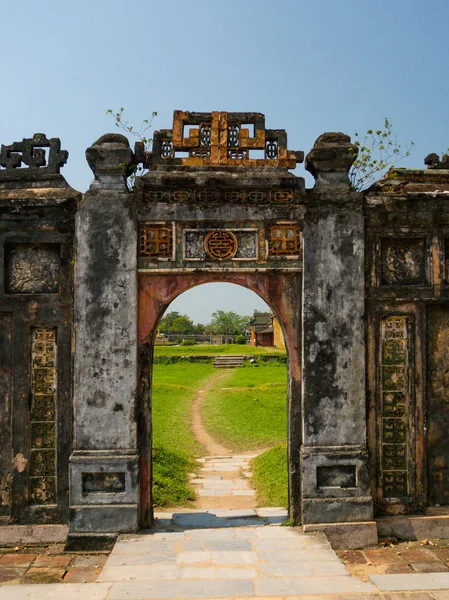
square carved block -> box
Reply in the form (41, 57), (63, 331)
(139, 224), (174, 259)
(380, 238), (426, 285)
(268, 223), (301, 257)
(5, 244), (60, 294)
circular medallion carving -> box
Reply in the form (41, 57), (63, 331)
(204, 231), (238, 260)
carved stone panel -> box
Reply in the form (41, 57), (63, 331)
(0, 313), (12, 514)
(184, 229), (258, 261)
(380, 238), (426, 285)
(30, 328), (57, 505)
(6, 244), (60, 294)
(380, 316), (410, 500)
(82, 472), (126, 493)
(204, 231), (238, 260)
(444, 238), (449, 284)
(427, 306), (449, 505)
(139, 224), (174, 259)
(317, 466), (356, 489)
(268, 223), (301, 257)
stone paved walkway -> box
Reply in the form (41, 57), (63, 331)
(4, 514), (449, 599)
(191, 454), (260, 509)
(92, 517), (377, 598)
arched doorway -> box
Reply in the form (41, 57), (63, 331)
(137, 272), (302, 527)
(69, 113), (374, 547)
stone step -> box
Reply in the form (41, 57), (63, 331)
(213, 355), (245, 368)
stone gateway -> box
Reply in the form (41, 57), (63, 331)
(1, 113), (448, 548)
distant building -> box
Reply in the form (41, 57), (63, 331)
(249, 311), (285, 348)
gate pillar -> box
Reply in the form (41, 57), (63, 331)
(69, 134), (139, 541)
(301, 134), (375, 539)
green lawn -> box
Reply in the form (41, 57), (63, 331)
(154, 343), (284, 356)
(152, 362), (289, 509)
(251, 443), (288, 507)
(201, 364), (287, 451)
(152, 363), (215, 507)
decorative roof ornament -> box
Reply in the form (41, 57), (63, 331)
(424, 152), (449, 170)
(0, 134), (68, 180)
(140, 111), (303, 169)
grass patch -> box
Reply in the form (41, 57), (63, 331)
(154, 343), (285, 356)
(152, 363), (215, 507)
(202, 364), (287, 451)
(251, 443), (288, 507)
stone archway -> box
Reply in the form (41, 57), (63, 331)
(137, 271), (302, 527)
(69, 114), (376, 548)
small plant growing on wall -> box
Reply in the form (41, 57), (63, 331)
(106, 107), (157, 191)
(350, 118), (414, 191)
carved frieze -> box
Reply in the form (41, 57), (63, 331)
(381, 238), (426, 285)
(144, 188), (296, 204)
(6, 244), (60, 294)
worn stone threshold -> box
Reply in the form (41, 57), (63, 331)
(0, 524), (68, 545)
(377, 512), (449, 541)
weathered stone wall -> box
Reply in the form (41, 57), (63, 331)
(300, 134), (373, 526)
(365, 165), (449, 516)
(3, 113), (449, 548)
(0, 135), (79, 523)
(70, 134), (139, 536)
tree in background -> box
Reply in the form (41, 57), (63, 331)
(159, 311), (181, 332)
(159, 311), (205, 335)
(171, 315), (195, 334)
(206, 311), (250, 336)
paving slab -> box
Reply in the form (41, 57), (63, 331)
(370, 572), (449, 590)
(179, 566), (258, 579)
(98, 564), (180, 581)
(0, 583), (111, 600)
(213, 509), (258, 519)
(107, 578), (255, 599)
(253, 575), (377, 595)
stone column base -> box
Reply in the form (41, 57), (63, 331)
(303, 520), (378, 549)
(301, 445), (374, 524)
(302, 496), (374, 524)
(377, 513), (449, 541)
(69, 450), (139, 535)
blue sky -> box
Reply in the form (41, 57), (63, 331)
(2, 1), (449, 323)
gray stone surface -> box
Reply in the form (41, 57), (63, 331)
(370, 572), (449, 591)
(107, 579), (255, 599)
(304, 520), (378, 549)
(93, 523), (379, 598)
(69, 134), (139, 535)
(0, 525), (67, 545)
(253, 575), (376, 595)
(69, 505), (138, 533)
(301, 137), (373, 526)
(73, 185), (138, 450)
(377, 514), (449, 541)
(0, 583), (111, 600)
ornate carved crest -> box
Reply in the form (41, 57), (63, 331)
(0, 134), (68, 179)
(149, 111), (303, 168)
